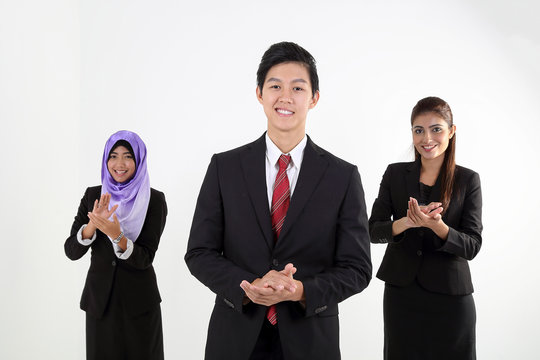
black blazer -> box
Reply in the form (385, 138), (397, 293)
(369, 159), (482, 295)
(185, 134), (372, 360)
(64, 186), (167, 318)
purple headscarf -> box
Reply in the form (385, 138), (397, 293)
(101, 130), (151, 242)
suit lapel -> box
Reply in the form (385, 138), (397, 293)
(241, 134), (274, 250)
(278, 137), (328, 243)
(405, 158), (421, 200)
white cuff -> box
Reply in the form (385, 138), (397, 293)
(112, 238), (134, 260)
(77, 224), (96, 246)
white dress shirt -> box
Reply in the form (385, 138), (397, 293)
(265, 133), (307, 208)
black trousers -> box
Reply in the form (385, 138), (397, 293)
(383, 281), (476, 360)
(249, 320), (284, 360)
(85, 286), (163, 360)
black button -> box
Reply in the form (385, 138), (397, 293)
(112, 260), (117, 266)
(419, 230), (424, 236)
(272, 259), (279, 267)
(417, 250), (422, 256)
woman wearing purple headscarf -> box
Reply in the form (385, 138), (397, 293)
(65, 130), (167, 360)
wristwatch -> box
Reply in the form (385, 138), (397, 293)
(113, 231), (124, 244)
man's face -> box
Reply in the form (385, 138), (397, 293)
(257, 62), (319, 137)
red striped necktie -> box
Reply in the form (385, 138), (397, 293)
(267, 154), (291, 325)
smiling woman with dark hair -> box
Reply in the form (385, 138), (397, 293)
(369, 97), (483, 360)
(65, 130), (167, 360)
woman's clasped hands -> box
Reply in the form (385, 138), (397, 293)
(87, 193), (121, 239)
(406, 197), (443, 228)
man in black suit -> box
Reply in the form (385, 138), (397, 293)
(185, 42), (372, 360)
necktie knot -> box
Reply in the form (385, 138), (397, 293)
(278, 154), (291, 171)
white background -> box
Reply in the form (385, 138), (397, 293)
(1, 0), (539, 359)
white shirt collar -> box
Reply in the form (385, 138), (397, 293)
(265, 133), (307, 169)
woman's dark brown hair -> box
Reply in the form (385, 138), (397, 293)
(411, 96), (455, 212)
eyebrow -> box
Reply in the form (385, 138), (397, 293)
(413, 124), (445, 129)
(266, 77), (308, 84)
(110, 151), (132, 155)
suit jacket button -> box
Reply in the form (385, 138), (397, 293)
(112, 260), (117, 266)
(417, 250), (422, 256)
(419, 230), (424, 236)
(272, 259), (279, 267)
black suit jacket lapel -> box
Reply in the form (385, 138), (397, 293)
(278, 137), (328, 243)
(405, 158), (421, 201)
(241, 134), (274, 250)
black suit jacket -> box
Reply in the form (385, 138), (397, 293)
(64, 186), (167, 318)
(369, 159), (482, 295)
(185, 134), (372, 360)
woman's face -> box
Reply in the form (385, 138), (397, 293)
(107, 145), (136, 183)
(412, 112), (455, 161)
